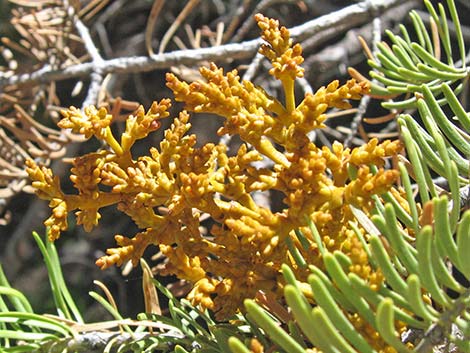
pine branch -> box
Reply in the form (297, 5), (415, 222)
(33, 332), (156, 353)
(415, 286), (470, 353)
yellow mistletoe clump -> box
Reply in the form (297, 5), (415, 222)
(26, 14), (402, 319)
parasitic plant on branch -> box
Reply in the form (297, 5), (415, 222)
(3, 1), (470, 352)
(26, 14), (401, 320)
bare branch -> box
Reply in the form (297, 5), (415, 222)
(0, 0), (419, 90)
(63, 0), (105, 108)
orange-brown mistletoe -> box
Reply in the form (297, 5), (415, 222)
(26, 14), (401, 319)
